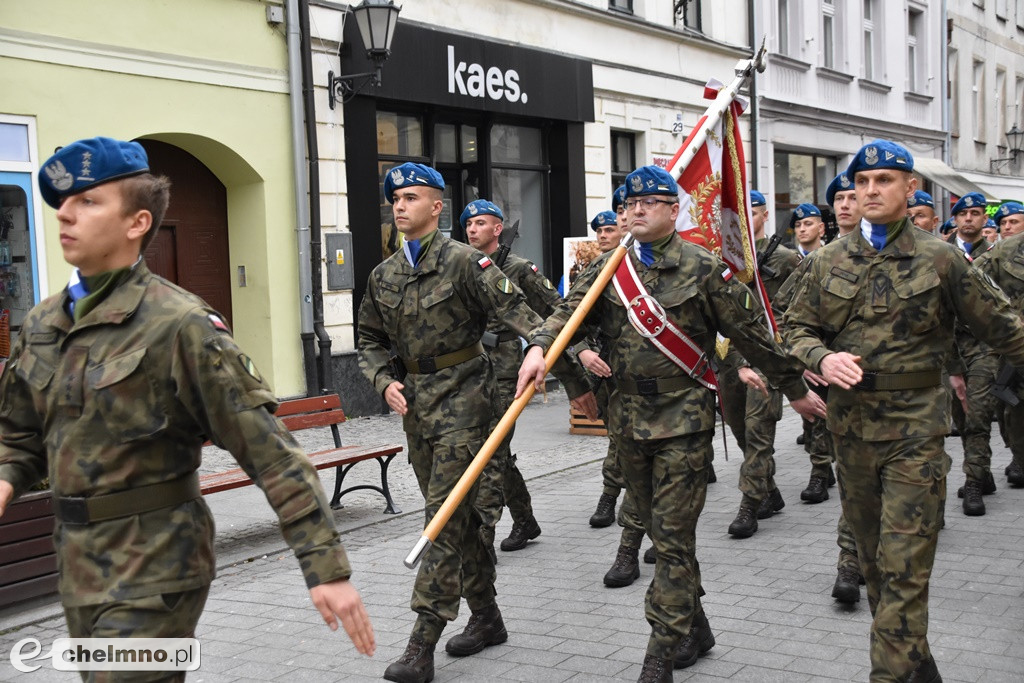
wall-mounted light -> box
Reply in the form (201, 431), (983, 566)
(991, 123), (1024, 173)
(328, 0), (401, 109)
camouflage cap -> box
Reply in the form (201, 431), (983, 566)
(38, 137), (149, 209)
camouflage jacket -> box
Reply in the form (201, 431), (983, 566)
(782, 220), (1024, 441)
(529, 235), (808, 440)
(0, 263), (350, 606)
(484, 250), (562, 383)
(358, 231), (586, 437)
(974, 234), (1024, 310)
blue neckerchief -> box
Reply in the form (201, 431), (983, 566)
(404, 238), (424, 267)
(66, 268), (89, 317)
(860, 218), (890, 251)
(798, 246), (812, 257)
(962, 239), (973, 255)
(634, 241), (655, 267)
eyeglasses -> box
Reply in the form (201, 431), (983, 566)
(623, 197), (677, 211)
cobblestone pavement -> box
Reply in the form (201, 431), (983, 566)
(2, 388), (1023, 682)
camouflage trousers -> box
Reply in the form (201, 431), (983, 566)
(951, 353), (1000, 481)
(614, 430), (711, 659)
(1002, 400), (1024, 471)
(63, 585), (210, 683)
(834, 433), (949, 683)
(737, 373), (781, 508)
(717, 364), (748, 451)
(835, 468), (859, 569)
(596, 437), (646, 548)
(805, 384), (833, 477)
(496, 380), (535, 526)
(600, 437), (625, 497)
(408, 425), (497, 644)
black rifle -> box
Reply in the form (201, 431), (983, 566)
(757, 232), (784, 280)
(991, 362), (1021, 406)
(493, 219), (521, 268)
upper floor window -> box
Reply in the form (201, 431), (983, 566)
(611, 131), (637, 191)
(778, 0), (793, 55)
(973, 59), (986, 141)
(609, 0), (633, 14)
(862, 0), (881, 80)
(907, 6), (924, 92)
(822, 0), (838, 69)
(674, 0), (702, 31)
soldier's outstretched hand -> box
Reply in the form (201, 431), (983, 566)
(309, 578), (376, 656)
(790, 391), (827, 422)
(384, 381), (408, 416)
(0, 480), (12, 518)
(819, 352), (864, 389)
(738, 367), (768, 398)
(516, 345), (548, 397)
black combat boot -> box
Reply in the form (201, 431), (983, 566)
(637, 654), (673, 683)
(604, 545), (640, 587)
(500, 518), (541, 551)
(728, 506), (758, 538)
(384, 636), (435, 683)
(832, 565), (861, 604)
(444, 604), (508, 656)
(1007, 461), (1024, 486)
(904, 655), (942, 683)
(590, 492), (617, 528)
(961, 478), (985, 516)
(707, 462), (717, 484)
(757, 488), (785, 520)
(959, 471), (997, 497)
(673, 611), (715, 669)
(800, 475), (829, 503)
(827, 465), (837, 487)
(643, 546), (657, 564)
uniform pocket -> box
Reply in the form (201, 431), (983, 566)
(87, 347), (167, 441)
(892, 270), (941, 335)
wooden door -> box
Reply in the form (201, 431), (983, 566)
(138, 140), (232, 327)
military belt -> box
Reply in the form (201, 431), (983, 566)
(854, 370), (941, 391)
(55, 474), (201, 526)
(481, 331), (519, 348)
(618, 375), (691, 396)
(403, 341), (485, 374)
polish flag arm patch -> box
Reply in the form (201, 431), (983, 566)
(478, 256), (492, 269)
(721, 268), (733, 282)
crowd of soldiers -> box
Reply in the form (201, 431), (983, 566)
(4, 134), (1024, 683)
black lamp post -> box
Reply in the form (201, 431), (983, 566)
(328, 0), (401, 109)
(991, 123), (1024, 173)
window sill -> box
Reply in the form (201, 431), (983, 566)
(817, 67), (855, 83)
(905, 91), (933, 103)
(858, 78), (892, 94)
(768, 53), (812, 72)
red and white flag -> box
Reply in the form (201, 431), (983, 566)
(665, 79), (778, 335)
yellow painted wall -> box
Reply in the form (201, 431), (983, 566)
(0, 0), (310, 396)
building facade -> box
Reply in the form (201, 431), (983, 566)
(753, 0), (948, 236)
(946, 0), (1024, 203)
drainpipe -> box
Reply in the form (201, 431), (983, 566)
(285, 0), (319, 395)
(748, 0), (760, 188)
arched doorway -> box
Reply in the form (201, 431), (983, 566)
(138, 140), (233, 327)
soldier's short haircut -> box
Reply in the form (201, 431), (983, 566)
(119, 173), (172, 253)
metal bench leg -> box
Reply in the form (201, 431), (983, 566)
(377, 453), (401, 514)
(330, 464), (346, 509)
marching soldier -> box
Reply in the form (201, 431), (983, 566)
(906, 190), (941, 234)
(358, 163), (593, 683)
(724, 190), (801, 538)
(997, 201), (1024, 239)
(0, 137), (375, 667)
(460, 199), (587, 554)
(518, 165), (825, 682)
(791, 203), (825, 257)
(782, 139), (1024, 682)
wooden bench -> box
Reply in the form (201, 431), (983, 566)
(200, 394), (404, 514)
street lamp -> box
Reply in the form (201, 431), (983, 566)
(991, 123), (1024, 173)
(328, 0), (401, 109)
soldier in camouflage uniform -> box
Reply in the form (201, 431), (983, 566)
(519, 165), (824, 683)
(358, 163), (593, 683)
(782, 140), (1024, 683)
(973, 203), (1024, 488)
(724, 190), (800, 539)
(906, 190), (941, 235)
(943, 193), (1000, 515)
(0, 138), (375, 680)
(460, 199), (588, 554)
(577, 206), (652, 588)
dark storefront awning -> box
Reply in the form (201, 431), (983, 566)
(914, 157), (1000, 202)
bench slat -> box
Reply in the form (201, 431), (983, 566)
(275, 394), (342, 417)
(280, 409), (347, 431)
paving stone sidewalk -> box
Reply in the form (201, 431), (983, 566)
(2, 389), (1022, 682)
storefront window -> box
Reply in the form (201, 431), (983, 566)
(491, 125), (543, 165)
(0, 183), (36, 355)
(0, 124), (30, 162)
(377, 112), (423, 157)
(773, 150), (837, 244)
(492, 169), (546, 271)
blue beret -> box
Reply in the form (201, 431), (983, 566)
(38, 137), (149, 209)
(985, 218), (998, 230)
(625, 165), (678, 198)
(846, 139), (914, 178)
(996, 201), (1024, 223)
(591, 210), (617, 229)
(612, 185), (627, 212)
(950, 192), (987, 216)
(791, 203), (822, 222)
(749, 190), (766, 207)
(941, 217), (956, 234)
(383, 162), (444, 204)
(907, 190), (934, 209)
(825, 172), (854, 205)
(459, 199), (503, 228)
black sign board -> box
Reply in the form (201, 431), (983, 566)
(342, 20), (595, 122)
